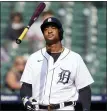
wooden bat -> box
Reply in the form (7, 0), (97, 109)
(16, 2), (46, 44)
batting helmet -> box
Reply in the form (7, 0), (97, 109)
(41, 17), (64, 41)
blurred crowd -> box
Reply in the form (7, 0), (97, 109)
(1, 1), (106, 95)
(1, 2), (56, 94)
(5, 56), (26, 94)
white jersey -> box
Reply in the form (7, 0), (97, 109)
(20, 47), (94, 105)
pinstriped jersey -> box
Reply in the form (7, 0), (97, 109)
(20, 47), (94, 105)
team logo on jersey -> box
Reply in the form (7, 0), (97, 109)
(57, 68), (71, 84)
(48, 18), (52, 22)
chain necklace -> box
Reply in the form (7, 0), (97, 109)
(50, 47), (64, 53)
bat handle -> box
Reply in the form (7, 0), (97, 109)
(16, 27), (29, 44)
(16, 39), (22, 44)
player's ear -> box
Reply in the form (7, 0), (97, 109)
(58, 29), (61, 34)
(58, 29), (60, 35)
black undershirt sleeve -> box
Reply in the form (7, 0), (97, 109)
(79, 85), (91, 111)
(20, 82), (32, 99)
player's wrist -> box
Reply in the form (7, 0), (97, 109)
(22, 96), (30, 106)
(22, 96), (37, 111)
(22, 96), (38, 106)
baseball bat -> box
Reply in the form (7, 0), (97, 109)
(16, 2), (46, 44)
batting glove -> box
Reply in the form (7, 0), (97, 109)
(22, 96), (37, 111)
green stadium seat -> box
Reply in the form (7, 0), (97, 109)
(73, 2), (85, 9)
(12, 40), (32, 55)
(1, 2), (13, 37)
(71, 46), (84, 55)
(93, 72), (106, 80)
(97, 49), (106, 55)
(98, 26), (106, 32)
(70, 2), (86, 58)
(91, 87), (102, 94)
(1, 39), (6, 46)
(22, 2), (38, 25)
(50, 2), (61, 10)
(72, 40), (84, 45)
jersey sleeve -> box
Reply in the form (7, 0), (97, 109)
(20, 56), (33, 84)
(75, 55), (94, 90)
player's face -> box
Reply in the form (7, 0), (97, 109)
(43, 24), (60, 44)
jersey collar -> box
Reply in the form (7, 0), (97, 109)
(41, 47), (70, 61)
(41, 47), (70, 71)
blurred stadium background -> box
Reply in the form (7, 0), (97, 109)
(1, 1), (106, 111)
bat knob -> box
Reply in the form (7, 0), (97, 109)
(16, 39), (22, 44)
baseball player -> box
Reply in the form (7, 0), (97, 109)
(20, 17), (94, 111)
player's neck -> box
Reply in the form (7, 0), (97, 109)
(46, 42), (63, 53)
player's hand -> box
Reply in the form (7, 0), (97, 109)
(22, 96), (37, 111)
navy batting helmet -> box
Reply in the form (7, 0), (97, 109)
(41, 17), (64, 41)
